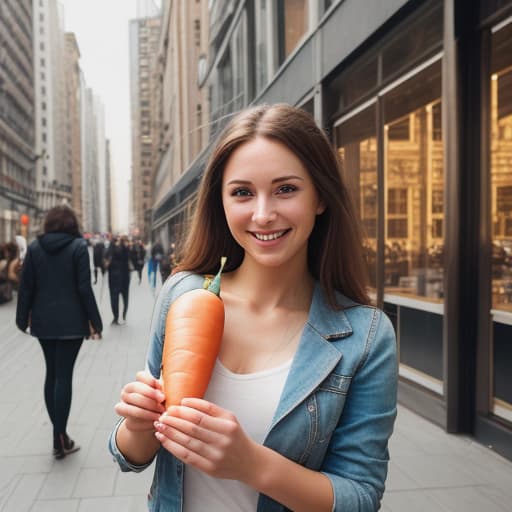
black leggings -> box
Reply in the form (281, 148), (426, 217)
(38, 338), (83, 438)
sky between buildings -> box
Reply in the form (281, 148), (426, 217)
(61, 0), (144, 233)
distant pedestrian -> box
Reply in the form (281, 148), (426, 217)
(148, 240), (164, 291)
(92, 237), (106, 284)
(130, 239), (146, 284)
(16, 205), (102, 460)
(105, 235), (131, 324)
(0, 241), (20, 303)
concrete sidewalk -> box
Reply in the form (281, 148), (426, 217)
(0, 272), (511, 511)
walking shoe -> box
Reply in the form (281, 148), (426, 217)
(54, 433), (80, 460)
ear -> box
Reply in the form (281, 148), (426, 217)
(316, 200), (326, 215)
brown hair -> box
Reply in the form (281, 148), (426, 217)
(176, 103), (369, 308)
(43, 205), (80, 236)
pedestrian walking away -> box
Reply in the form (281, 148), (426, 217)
(131, 238), (146, 284)
(110, 104), (398, 511)
(16, 205), (103, 460)
(93, 235), (106, 284)
(105, 235), (131, 324)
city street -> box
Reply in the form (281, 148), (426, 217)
(0, 270), (511, 511)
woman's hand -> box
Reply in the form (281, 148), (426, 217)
(115, 371), (166, 433)
(154, 398), (259, 482)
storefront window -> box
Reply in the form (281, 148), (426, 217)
(491, 22), (512, 312)
(383, 61), (444, 301)
(336, 105), (378, 290)
(490, 21), (512, 424)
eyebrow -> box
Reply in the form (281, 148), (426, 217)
(226, 175), (305, 186)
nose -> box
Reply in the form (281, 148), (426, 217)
(252, 197), (277, 225)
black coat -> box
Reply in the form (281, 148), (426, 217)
(16, 233), (103, 339)
(105, 242), (130, 290)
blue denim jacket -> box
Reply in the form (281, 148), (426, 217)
(109, 272), (398, 511)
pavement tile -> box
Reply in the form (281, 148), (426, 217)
(30, 499), (80, 512)
(1, 473), (46, 512)
(72, 467), (117, 498)
(77, 495), (147, 512)
(429, 486), (510, 512)
(114, 465), (155, 496)
(382, 489), (449, 512)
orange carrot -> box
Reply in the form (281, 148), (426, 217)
(162, 257), (227, 408)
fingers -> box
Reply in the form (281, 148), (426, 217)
(180, 398), (236, 421)
(154, 430), (216, 473)
(164, 403), (236, 435)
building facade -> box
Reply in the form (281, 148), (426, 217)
(151, 0), (210, 249)
(64, 32), (82, 225)
(151, 0), (512, 461)
(129, 10), (161, 240)
(33, 0), (72, 225)
(0, 0), (36, 241)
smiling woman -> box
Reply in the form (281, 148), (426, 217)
(109, 103), (398, 512)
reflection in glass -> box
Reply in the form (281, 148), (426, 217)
(278, 0), (309, 62)
(336, 105), (377, 290)
(490, 20), (512, 426)
(383, 63), (444, 301)
(491, 67), (512, 311)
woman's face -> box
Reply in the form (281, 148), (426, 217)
(221, 137), (325, 270)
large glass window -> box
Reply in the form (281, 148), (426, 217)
(336, 105), (378, 290)
(231, 12), (247, 111)
(490, 20), (512, 424)
(491, 22), (512, 312)
(383, 61), (444, 301)
(277, 0), (309, 63)
(255, 0), (270, 93)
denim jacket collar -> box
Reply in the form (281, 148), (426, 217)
(269, 282), (355, 432)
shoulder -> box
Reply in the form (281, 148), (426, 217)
(159, 271), (205, 304)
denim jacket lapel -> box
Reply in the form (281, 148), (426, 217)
(268, 282), (354, 432)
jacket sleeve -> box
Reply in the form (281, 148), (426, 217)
(145, 272), (203, 378)
(75, 241), (103, 333)
(16, 248), (35, 332)
(321, 310), (398, 512)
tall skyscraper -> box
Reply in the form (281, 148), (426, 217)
(0, 0), (36, 241)
(129, 11), (161, 239)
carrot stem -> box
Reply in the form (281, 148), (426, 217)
(207, 256), (227, 296)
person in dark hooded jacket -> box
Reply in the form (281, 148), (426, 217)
(16, 205), (102, 460)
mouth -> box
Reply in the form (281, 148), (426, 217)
(252, 229), (290, 241)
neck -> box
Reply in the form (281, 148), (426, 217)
(222, 257), (315, 312)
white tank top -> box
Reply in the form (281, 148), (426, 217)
(183, 357), (292, 512)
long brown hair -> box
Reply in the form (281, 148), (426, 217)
(176, 103), (369, 308)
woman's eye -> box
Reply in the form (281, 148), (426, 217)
(232, 188), (252, 197)
(277, 185), (297, 194)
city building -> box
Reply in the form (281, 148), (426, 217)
(0, 0), (36, 241)
(33, 0), (72, 225)
(64, 32), (82, 225)
(151, 0), (512, 461)
(129, 4), (161, 240)
(150, 0), (210, 248)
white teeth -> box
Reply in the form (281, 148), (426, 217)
(254, 230), (286, 241)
